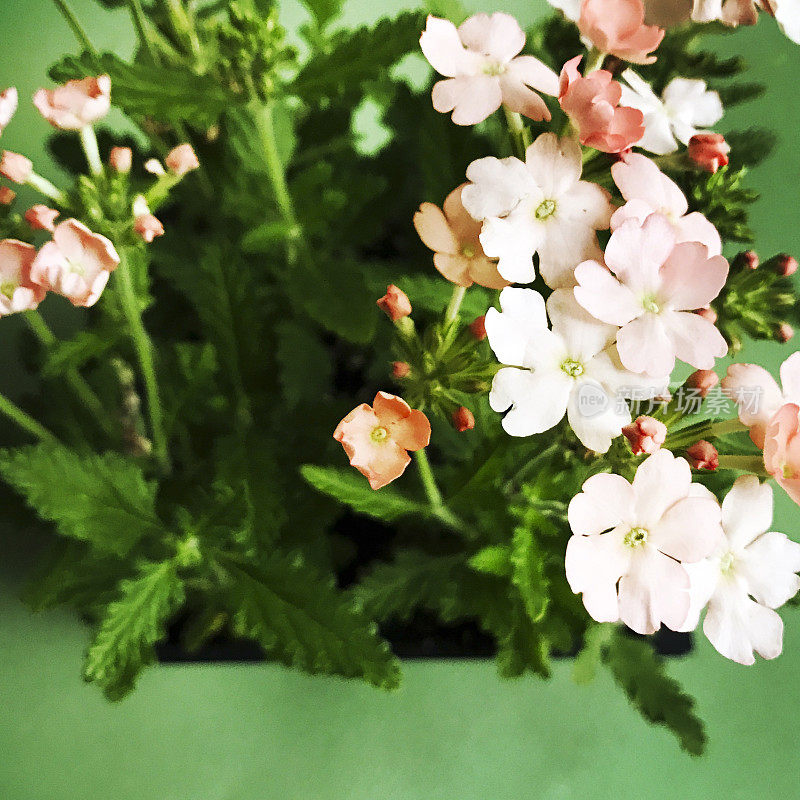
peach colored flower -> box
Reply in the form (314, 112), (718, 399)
(0, 239), (46, 316)
(30, 219), (120, 308)
(622, 415), (667, 455)
(333, 392), (431, 490)
(25, 205), (59, 232)
(109, 146), (133, 174)
(419, 13), (559, 125)
(687, 440), (719, 470)
(33, 75), (111, 130)
(688, 132), (730, 173)
(0, 87), (18, 133)
(413, 184), (508, 290)
(763, 404), (800, 506)
(0, 187), (15, 205)
(377, 284), (412, 322)
(452, 406), (475, 432)
(558, 56), (645, 154)
(578, 0), (665, 64)
(687, 368), (719, 398)
(165, 144), (199, 176)
(722, 353), (800, 448)
(0, 151), (32, 184)
(134, 213), (164, 243)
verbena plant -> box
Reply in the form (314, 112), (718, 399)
(0, 0), (798, 755)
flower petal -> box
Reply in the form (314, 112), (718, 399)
(780, 351), (800, 404)
(462, 155), (535, 220)
(650, 496), (724, 563)
(568, 473), (636, 535)
(432, 76), (503, 126)
(662, 310), (728, 370)
(658, 244), (728, 311)
(413, 202), (459, 254)
(573, 260), (641, 326)
(721, 474), (774, 551)
(567, 379), (631, 453)
(632, 449), (692, 528)
(490, 367), (571, 437)
(457, 12), (525, 62)
(721, 363), (784, 447)
(485, 287), (548, 367)
(499, 75), (551, 121)
(740, 530), (800, 609)
(420, 16), (478, 77)
(616, 313), (676, 376)
(507, 55), (559, 96)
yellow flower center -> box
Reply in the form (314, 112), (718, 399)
(535, 199), (557, 220)
(642, 294), (661, 314)
(0, 280), (17, 299)
(782, 462), (795, 480)
(719, 551), (736, 575)
(65, 258), (85, 276)
(370, 426), (389, 443)
(482, 62), (506, 77)
(461, 243), (476, 259)
(561, 358), (584, 378)
(624, 526), (649, 547)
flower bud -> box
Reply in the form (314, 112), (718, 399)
(452, 406), (475, 432)
(733, 250), (759, 271)
(469, 315), (487, 341)
(778, 323), (794, 343)
(391, 361), (411, 379)
(25, 205), (59, 232)
(0, 186), (15, 205)
(109, 146), (133, 174)
(377, 284), (412, 322)
(134, 213), (165, 243)
(622, 415), (667, 456)
(686, 440), (719, 471)
(144, 159), (165, 176)
(775, 254), (798, 277)
(695, 306), (717, 324)
(686, 368), (719, 398)
(165, 144), (200, 176)
(0, 151), (32, 184)
(688, 133), (730, 174)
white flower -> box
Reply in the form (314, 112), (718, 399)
(619, 70), (723, 155)
(485, 287), (667, 452)
(566, 450), (725, 634)
(773, 0), (800, 44)
(546, 0), (583, 22)
(678, 476), (800, 664)
(461, 133), (614, 288)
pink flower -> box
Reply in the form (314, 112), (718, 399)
(30, 219), (120, 308)
(686, 440), (719, 470)
(0, 87), (18, 132)
(677, 476), (800, 664)
(622, 415), (667, 455)
(333, 392), (431, 490)
(0, 187), (15, 205)
(469, 315), (487, 340)
(611, 153), (721, 256)
(377, 284), (412, 322)
(33, 75), (111, 130)
(0, 151), (32, 184)
(774, 254), (798, 277)
(419, 13), (559, 125)
(574, 214), (729, 376)
(452, 406), (475, 432)
(578, 0), (665, 64)
(134, 213), (164, 243)
(414, 184), (509, 289)
(25, 205), (59, 232)
(566, 449), (724, 633)
(165, 144), (199, 176)
(686, 368), (719, 398)
(558, 56), (645, 154)
(763, 403), (800, 506)
(722, 352), (800, 448)
(109, 146), (133, 174)
(778, 323), (794, 343)
(0, 239), (46, 316)
(688, 132), (730, 173)
(391, 361), (411, 379)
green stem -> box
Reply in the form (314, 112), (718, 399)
(127, 0), (161, 64)
(707, 417), (748, 438)
(503, 107), (531, 160)
(717, 454), (768, 476)
(79, 125), (103, 177)
(115, 249), (169, 471)
(444, 285), (467, 324)
(26, 172), (67, 206)
(25, 311), (117, 441)
(0, 392), (55, 443)
(584, 47), (606, 74)
(414, 448), (443, 508)
(51, 0), (95, 52)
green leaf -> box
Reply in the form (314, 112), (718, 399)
(293, 12), (426, 102)
(42, 328), (122, 378)
(301, 465), (431, 522)
(510, 526), (549, 624)
(84, 560), (185, 699)
(49, 52), (232, 126)
(217, 551), (400, 689)
(572, 623), (615, 686)
(604, 631), (707, 756)
(468, 545), (512, 577)
(275, 321), (332, 409)
(0, 443), (163, 556)
(299, 0), (342, 27)
(227, 103), (296, 174)
(495, 604), (550, 680)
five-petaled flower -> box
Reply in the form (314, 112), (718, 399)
(578, 0), (665, 64)
(0, 239), (46, 316)
(34, 75), (111, 130)
(334, 392), (431, 490)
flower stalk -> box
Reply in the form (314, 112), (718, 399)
(51, 0), (95, 53)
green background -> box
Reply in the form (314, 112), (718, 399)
(1, 1), (799, 798)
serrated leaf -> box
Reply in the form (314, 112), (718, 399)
(300, 0), (342, 27)
(572, 623), (614, 686)
(42, 328), (122, 378)
(84, 560), (185, 699)
(301, 465), (431, 522)
(510, 526), (549, 624)
(275, 320), (332, 409)
(49, 52), (232, 126)
(0, 443), (163, 556)
(604, 631), (707, 756)
(217, 551), (400, 689)
(468, 545), (512, 577)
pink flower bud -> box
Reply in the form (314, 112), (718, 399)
(134, 213), (165, 243)
(33, 75), (111, 130)
(377, 284), (412, 322)
(0, 186), (16, 205)
(695, 306), (718, 324)
(0, 87), (18, 132)
(165, 144), (199, 176)
(0, 151), (32, 184)
(469, 315), (487, 341)
(452, 406), (475, 432)
(686, 440), (719, 471)
(622, 415), (667, 455)
(391, 361), (411, 379)
(778, 323), (794, 343)
(688, 133), (730, 174)
(775, 254), (798, 277)
(686, 368), (719, 398)
(24, 205), (59, 232)
(734, 250), (759, 270)
(109, 146), (133, 174)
